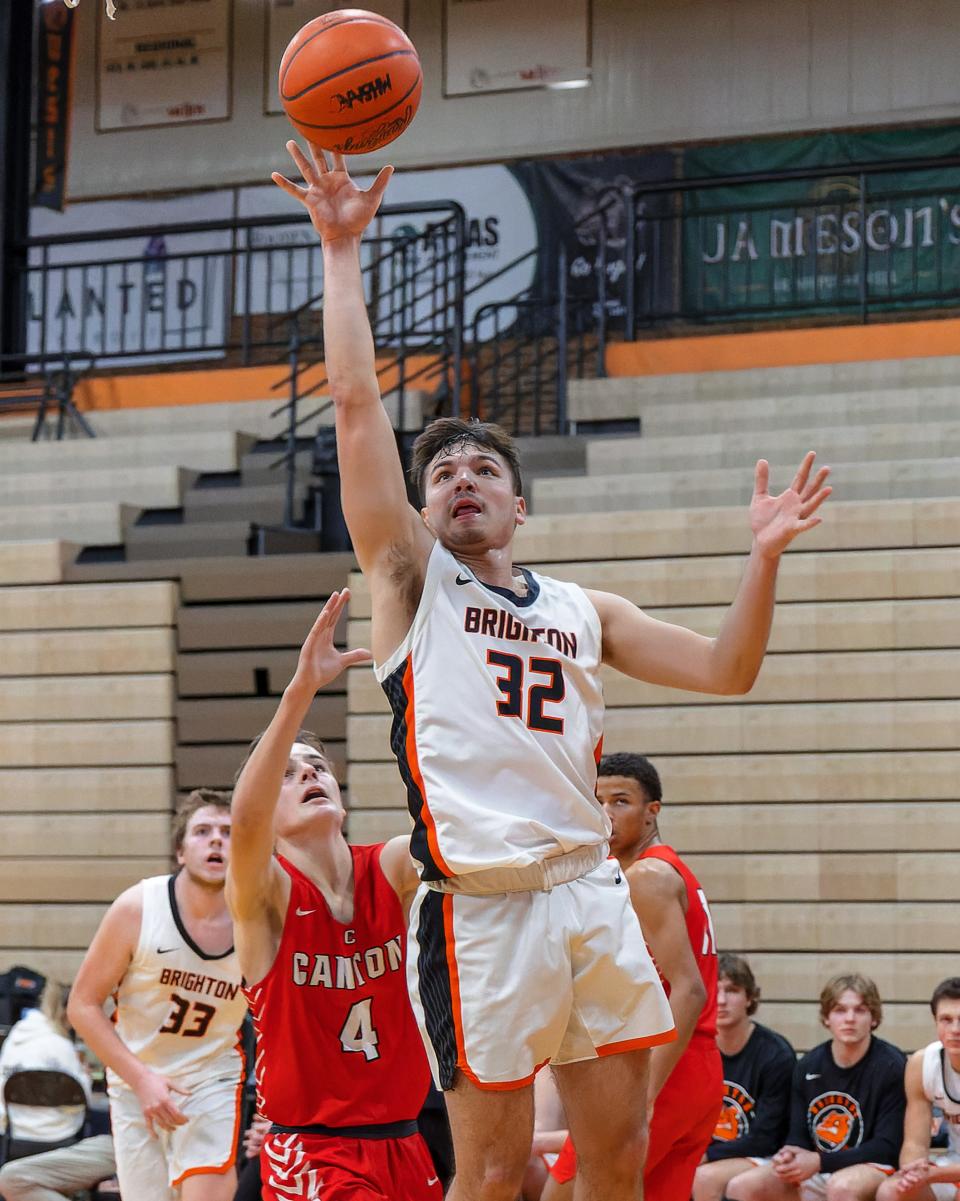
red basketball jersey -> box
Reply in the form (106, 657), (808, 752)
(637, 844), (718, 1037)
(243, 844), (430, 1127)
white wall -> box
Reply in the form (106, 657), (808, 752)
(65, 0), (960, 200)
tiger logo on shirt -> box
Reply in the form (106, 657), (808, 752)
(714, 1082), (755, 1141)
(808, 1092), (863, 1152)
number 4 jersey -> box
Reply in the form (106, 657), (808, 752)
(243, 845), (430, 1127)
(109, 874), (245, 1094)
(376, 541), (608, 880)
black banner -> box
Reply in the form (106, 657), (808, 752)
(509, 150), (677, 324)
(34, 3), (76, 211)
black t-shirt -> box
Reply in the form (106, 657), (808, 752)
(706, 1022), (797, 1161)
(786, 1036), (906, 1172)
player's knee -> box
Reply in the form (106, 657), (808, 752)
(577, 1130), (646, 1188)
(726, 1166), (768, 1201)
(825, 1173), (873, 1201)
(0, 1161), (32, 1199)
(874, 1179), (899, 1201)
(693, 1162), (725, 1201)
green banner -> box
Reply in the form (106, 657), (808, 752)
(681, 125), (960, 319)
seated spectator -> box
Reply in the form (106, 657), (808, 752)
(694, 953), (796, 1201)
(0, 1133), (115, 1199)
(728, 973), (906, 1201)
(0, 978), (91, 1148)
(876, 977), (960, 1201)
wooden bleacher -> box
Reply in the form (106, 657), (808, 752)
(0, 549), (175, 979)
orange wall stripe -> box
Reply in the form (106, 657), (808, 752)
(606, 317), (960, 377)
(71, 355), (441, 413)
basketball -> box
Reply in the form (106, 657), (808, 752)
(278, 9), (422, 155)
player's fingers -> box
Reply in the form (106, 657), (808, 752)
(271, 172), (307, 200)
(790, 449), (816, 494)
(368, 165), (394, 207)
(331, 151), (347, 173)
(798, 485), (832, 518)
(286, 139), (318, 184)
(342, 647), (374, 668)
(801, 465), (831, 500)
(308, 142), (330, 175)
(753, 458), (770, 497)
(794, 515), (822, 535)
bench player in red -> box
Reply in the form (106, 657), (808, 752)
(544, 753), (724, 1201)
(226, 589), (441, 1201)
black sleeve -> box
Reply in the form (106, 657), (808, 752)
(707, 1049), (796, 1161)
(822, 1059), (906, 1172)
(786, 1059), (814, 1150)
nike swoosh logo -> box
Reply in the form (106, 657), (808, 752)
(157, 947), (178, 954)
(805, 1073), (821, 1080)
(455, 574), (471, 585)
(427, 1178), (439, 1188)
(296, 907), (317, 917)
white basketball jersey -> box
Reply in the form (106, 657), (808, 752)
(375, 541), (608, 878)
(922, 1041), (960, 1156)
(108, 875), (245, 1094)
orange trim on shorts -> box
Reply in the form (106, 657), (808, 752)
(595, 1026), (678, 1057)
(403, 657), (453, 877)
(594, 735), (604, 766)
(441, 893), (549, 1090)
(170, 1047), (245, 1189)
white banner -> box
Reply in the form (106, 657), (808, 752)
(443, 0), (590, 96)
(237, 164), (538, 333)
(264, 1), (409, 115)
(97, 0), (232, 130)
(28, 193), (233, 366)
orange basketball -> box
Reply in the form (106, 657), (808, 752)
(278, 9), (422, 155)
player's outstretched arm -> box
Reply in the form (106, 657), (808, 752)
(588, 452), (831, 694)
(68, 887), (188, 1136)
(273, 143), (431, 587)
(228, 590), (372, 936)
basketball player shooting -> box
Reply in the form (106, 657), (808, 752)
(272, 142), (833, 1201)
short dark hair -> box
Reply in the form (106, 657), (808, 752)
(719, 953), (761, 1016)
(931, 978), (960, 1016)
(409, 417), (523, 505)
(233, 730), (329, 786)
(598, 753), (662, 803)
(173, 788), (231, 852)
(819, 973), (882, 1028)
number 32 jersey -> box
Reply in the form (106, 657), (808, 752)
(243, 845), (430, 1127)
(376, 541), (608, 880)
(110, 874), (245, 1094)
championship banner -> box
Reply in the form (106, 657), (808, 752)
(96, 0), (232, 130)
(681, 124), (960, 319)
(35, 2), (76, 211)
(443, 0), (590, 96)
(264, 1), (408, 115)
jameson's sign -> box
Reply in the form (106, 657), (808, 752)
(681, 123), (960, 318)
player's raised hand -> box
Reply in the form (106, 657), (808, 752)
(294, 588), (373, 694)
(272, 140), (393, 243)
(133, 1068), (189, 1137)
(750, 451), (831, 559)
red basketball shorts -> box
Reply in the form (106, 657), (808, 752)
(550, 1033), (724, 1200)
(261, 1130), (443, 1201)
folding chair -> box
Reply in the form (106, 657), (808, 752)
(1, 1069), (87, 1164)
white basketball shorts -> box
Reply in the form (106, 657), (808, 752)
(109, 1071), (243, 1200)
(407, 855), (676, 1089)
